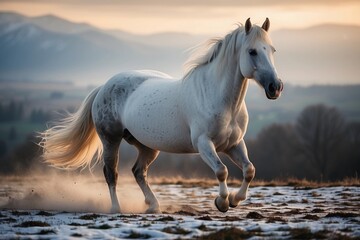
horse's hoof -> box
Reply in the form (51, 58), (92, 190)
(145, 207), (162, 214)
(229, 202), (238, 208)
(110, 206), (121, 214)
(214, 196), (229, 213)
(228, 192), (238, 208)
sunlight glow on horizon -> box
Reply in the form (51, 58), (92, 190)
(0, 1), (360, 35)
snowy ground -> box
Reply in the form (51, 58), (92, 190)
(0, 176), (359, 239)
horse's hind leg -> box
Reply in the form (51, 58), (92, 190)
(97, 127), (123, 213)
(132, 148), (160, 213)
(102, 141), (122, 213)
(124, 131), (160, 213)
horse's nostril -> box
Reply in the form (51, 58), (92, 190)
(268, 83), (275, 94)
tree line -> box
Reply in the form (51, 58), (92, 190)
(247, 104), (360, 181)
(0, 101), (52, 123)
(0, 100), (54, 158)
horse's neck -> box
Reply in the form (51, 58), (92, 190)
(218, 61), (248, 111)
(186, 56), (248, 113)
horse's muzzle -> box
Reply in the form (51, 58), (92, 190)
(265, 79), (283, 100)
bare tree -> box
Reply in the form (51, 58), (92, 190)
(295, 104), (345, 179)
(249, 123), (299, 180)
(346, 122), (360, 144)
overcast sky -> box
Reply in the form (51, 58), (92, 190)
(0, 0), (359, 34)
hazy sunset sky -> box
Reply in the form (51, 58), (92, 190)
(0, 0), (359, 34)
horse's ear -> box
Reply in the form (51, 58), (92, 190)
(245, 18), (252, 35)
(262, 17), (270, 32)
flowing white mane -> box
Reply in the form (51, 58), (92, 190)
(183, 25), (267, 78)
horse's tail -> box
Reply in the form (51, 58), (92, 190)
(39, 86), (103, 170)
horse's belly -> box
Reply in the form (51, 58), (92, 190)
(124, 108), (193, 152)
(122, 81), (194, 153)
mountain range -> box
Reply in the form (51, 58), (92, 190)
(0, 11), (360, 85)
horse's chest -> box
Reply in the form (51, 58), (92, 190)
(203, 108), (248, 151)
(210, 120), (243, 151)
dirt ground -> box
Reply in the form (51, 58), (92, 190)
(0, 175), (359, 239)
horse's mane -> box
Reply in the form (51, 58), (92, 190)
(183, 24), (267, 79)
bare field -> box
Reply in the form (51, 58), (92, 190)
(0, 175), (359, 239)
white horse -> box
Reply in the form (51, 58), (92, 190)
(40, 18), (283, 214)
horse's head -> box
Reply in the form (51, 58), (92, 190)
(239, 18), (283, 100)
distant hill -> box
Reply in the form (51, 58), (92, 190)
(0, 12), (359, 86)
(0, 12), (188, 83)
(30, 14), (94, 34)
(0, 11), (94, 34)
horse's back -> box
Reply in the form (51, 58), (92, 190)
(92, 70), (170, 129)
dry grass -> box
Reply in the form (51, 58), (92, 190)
(149, 176), (360, 188)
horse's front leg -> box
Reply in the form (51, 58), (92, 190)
(196, 135), (230, 212)
(225, 140), (255, 208)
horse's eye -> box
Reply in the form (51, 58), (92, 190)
(249, 49), (257, 56)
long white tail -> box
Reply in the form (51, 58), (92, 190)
(40, 86), (103, 170)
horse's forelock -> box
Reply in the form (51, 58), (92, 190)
(244, 25), (270, 48)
